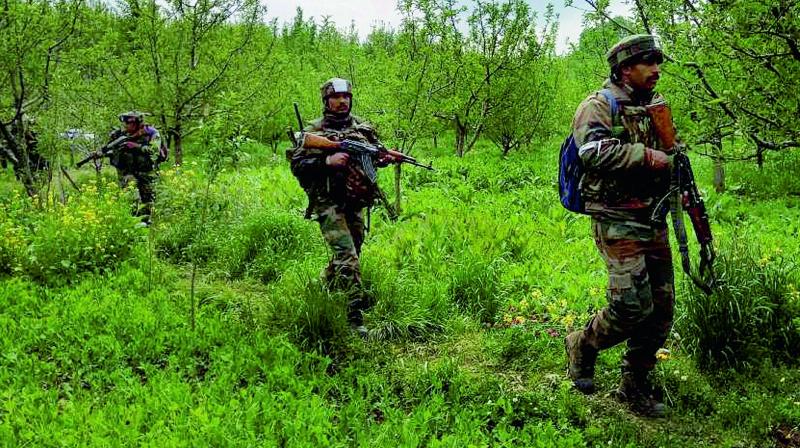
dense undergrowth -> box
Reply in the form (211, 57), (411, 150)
(1, 139), (799, 446)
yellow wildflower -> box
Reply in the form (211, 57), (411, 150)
(562, 313), (576, 329)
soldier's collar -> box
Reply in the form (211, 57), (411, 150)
(604, 79), (633, 102)
(322, 112), (354, 130)
(604, 79), (655, 105)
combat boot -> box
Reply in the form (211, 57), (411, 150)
(346, 307), (368, 339)
(615, 369), (666, 418)
(565, 330), (597, 394)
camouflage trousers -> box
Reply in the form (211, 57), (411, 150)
(315, 204), (369, 318)
(118, 170), (156, 221)
(580, 218), (675, 372)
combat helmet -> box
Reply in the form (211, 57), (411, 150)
(320, 78), (353, 103)
(118, 111), (146, 124)
(607, 34), (664, 69)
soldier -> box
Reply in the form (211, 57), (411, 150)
(1, 114), (49, 179)
(107, 111), (163, 225)
(289, 78), (397, 336)
(564, 35), (675, 417)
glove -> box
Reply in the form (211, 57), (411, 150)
(325, 152), (349, 168)
(644, 148), (673, 171)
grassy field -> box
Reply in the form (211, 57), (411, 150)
(1, 138), (799, 447)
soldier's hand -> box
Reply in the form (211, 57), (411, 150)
(123, 141), (141, 150)
(326, 152), (349, 168)
(375, 152), (396, 167)
(645, 148), (673, 171)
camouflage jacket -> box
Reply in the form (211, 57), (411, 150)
(108, 125), (162, 173)
(572, 80), (672, 225)
(289, 114), (384, 216)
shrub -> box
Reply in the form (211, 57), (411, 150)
(213, 208), (316, 282)
(679, 236), (800, 371)
(0, 194), (26, 274)
(25, 183), (145, 283)
(154, 166), (230, 263)
(0, 182), (145, 284)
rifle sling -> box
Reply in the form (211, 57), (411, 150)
(669, 192), (713, 295)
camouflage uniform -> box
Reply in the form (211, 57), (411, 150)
(2, 116), (49, 179)
(566, 35), (674, 415)
(109, 112), (162, 223)
(289, 79), (386, 328)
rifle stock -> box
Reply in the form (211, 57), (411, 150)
(648, 100), (716, 294)
(302, 133), (343, 151)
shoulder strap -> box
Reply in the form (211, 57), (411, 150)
(305, 118), (324, 132)
(599, 89), (619, 118)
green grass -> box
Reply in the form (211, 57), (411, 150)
(0, 138), (798, 446)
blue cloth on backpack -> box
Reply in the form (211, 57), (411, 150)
(558, 89), (618, 214)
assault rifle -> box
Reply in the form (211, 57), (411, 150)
(648, 101), (716, 294)
(301, 133), (434, 183)
(75, 134), (132, 168)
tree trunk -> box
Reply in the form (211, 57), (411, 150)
(173, 123), (183, 166)
(756, 146), (764, 170)
(454, 115), (466, 157)
(711, 134), (725, 193)
(502, 141), (512, 157)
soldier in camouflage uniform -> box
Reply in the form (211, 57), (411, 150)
(107, 111), (163, 225)
(565, 35), (675, 417)
(289, 78), (396, 335)
(1, 114), (49, 180)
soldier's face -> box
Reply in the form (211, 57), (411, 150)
(623, 61), (660, 92)
(326, 93), (351, 114)
(124, 120), (139, 133)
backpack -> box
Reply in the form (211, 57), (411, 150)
(144, 125), (169, 163)
(558, 89), (618, 214)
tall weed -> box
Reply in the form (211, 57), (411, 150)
(449, 252), (506, 324)
(679, 236), (800, 371)
(267, 266), (351, 352)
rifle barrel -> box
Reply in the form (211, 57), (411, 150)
(293, 103), (304, 133)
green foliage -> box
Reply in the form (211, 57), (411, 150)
(2, 1), (800, 446)
(0, 181), (143, 284)
(679, 236), (800, 371)
(1, 139), (800, 446)
(154, 162), (315, 281)
(267, 268), (352, 353)
(720, 150), (800, 199)
(215, 209), (311, 282)
(449, 251), (505, 324)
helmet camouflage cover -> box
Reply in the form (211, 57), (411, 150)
(320, 78), (353, 101)
(607, 34), (663, 68)
(119, 111), (145, 123)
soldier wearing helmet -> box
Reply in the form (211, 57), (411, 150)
(106, 111), (165, 225)
(565, 35), (676, 417)
(288, 78), (396, 337)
